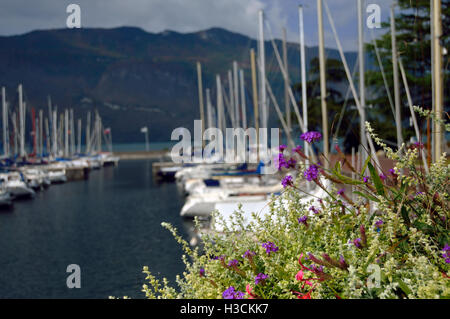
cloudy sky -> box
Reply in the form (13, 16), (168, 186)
(0, 0), (395, 50)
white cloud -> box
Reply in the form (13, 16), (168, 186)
(0, 0), (267, 38)
(0, 0), (395, 51)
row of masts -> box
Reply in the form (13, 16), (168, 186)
(195, 6), (311, 161)
(195, 0), (444, 170)
(0, 84), (110, 160)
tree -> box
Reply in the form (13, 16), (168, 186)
(365, 0), (449, 147)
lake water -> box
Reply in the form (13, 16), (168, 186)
(0, 159), (191, 298)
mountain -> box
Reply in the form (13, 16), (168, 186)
(0, 26), (357, 143)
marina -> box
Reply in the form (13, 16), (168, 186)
(0, 0), (447, 301)
(0, 159), (189, 298)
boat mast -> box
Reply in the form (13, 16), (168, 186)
(432, 0), (443, 161)
(429, 0), (435, 163)
(233, 61), (240, 127)
(45, 117), (50, 155)
(205, 88), (213, 130)
(317, 0), (329, 167)
(12, 111), (17, 156)
(227, 70), (235, 127)
(258, 9), (267, 129)
(2, 87), (9, 157)
(52, 109), (57, 157)
(282, 27), (290, 133)
(64, 109), (69, 157)
(239, 69), (247, 129)
(96, 112), (102, 153)
(70, 109), (75, 156)
(39, 109), (43, 157)
(390, 5), (403, 150)
(31, 107), (36, 156)
(18, 84), (27, 159)
(216, 75), (224, 134)
(398, 58), (429, 171)
(196, 62), (205, 147)
(298, 5), (308, 157)
(299, 5), (311, 189)
(357, 0), (368, 161)
(250, 49), (259, 161)
(86, 111), (91, 154)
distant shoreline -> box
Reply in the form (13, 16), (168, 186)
(113, 150), (167, 160)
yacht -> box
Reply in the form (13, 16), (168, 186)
(0, 172), (35, 199)
(48, 169), (67, 184)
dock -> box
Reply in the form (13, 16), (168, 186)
(114, 150), (167, 160)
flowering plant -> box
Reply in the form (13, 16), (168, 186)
(142, 117), (449, 299)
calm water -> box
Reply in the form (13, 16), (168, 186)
(0, 159), (191, 299)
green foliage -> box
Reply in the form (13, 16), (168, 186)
(142, 116), (449, 299)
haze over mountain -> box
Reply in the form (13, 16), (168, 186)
(0, 26), (358, 144)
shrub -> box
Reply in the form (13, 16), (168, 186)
(142, 120), (449, 299)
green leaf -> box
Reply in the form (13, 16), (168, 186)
(368, 162), (385, 196)
(396, 279), (412, 296)
(353, 191), (380, 202)
(360, 155), (371, 177)
(333, 173), (365, 185)
(334, 160), (342, 174)
(400, 206), (410, 226)
(413, 221), (434, 235)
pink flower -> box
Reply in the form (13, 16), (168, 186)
(295, 270), (304, 281)
(246, 284), (258, 299)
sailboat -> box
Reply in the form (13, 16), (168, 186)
(0, 172), (35, 199)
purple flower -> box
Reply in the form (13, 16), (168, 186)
(222, 286), (245, 299)
(337, 188), (345, 196)
(339, 255), (349, 270)
(379, 173), (387, 181)
(389, 168), (397, 176)
(243, 250), (256, 259)
(298, 215), (308, 226)
(279, 144), (287, 152)
(254, 273), (268, 285)
(281, 175), (294, 188)
(309, 206), (319, 214)
(414, 141), (424, 149)
(227, 259), (240, 267)
(199, 268), (205, 277)
(375, 219), (384, 232)
(442, 244), (450, 264)
(287, 157), (297, 168)
(262, 241), (279, 256)
(300, 131), (322, 144)
(304, 164), (319, 181)
(292, 145), (302, 153)
(353, 238), (363, 249)
(363, 176), (370, 183)
(277, 153), (289, 170)
(311, 264), (324, 273)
